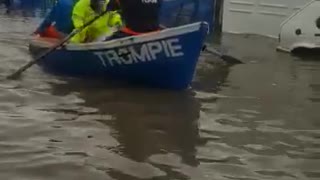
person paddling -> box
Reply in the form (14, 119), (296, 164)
(107, 0), (161, 39)
(34, 0), (78, 39)
(70, 0), (122, 43)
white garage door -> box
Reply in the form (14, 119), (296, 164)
(222, 0), (312, 38)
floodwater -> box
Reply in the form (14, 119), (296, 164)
(0, 1), (319, 180)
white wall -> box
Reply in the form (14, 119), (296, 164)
(222, 0), (312, 38)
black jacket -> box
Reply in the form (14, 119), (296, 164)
(110, 0), (161, 33)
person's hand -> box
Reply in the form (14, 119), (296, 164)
(109, 12), (122, 27)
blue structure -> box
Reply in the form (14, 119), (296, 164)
(35, 0), (75, 35)
(160, 0), (215, 33)
(29, 22), (209, 90)
(3, 0), (215, 33)
(2, 0), (55, 17)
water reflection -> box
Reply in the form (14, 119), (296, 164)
(47, 79), (205, 179)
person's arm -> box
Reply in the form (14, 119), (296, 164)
(106, 0), (122, 27)
(70, 0), (88, 43)
(108, 11), (122, 27)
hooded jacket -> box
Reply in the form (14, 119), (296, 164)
(70, 0), (122, 43)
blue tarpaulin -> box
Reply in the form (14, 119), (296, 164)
(2, 0), (215, 32)
(160, 0), (215, 32)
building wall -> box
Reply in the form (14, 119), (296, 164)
(222, 0), (312, 38)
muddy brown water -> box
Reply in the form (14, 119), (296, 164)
(0, 3), (319, 180)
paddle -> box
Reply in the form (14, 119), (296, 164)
(201, 44), (243, 64)
(6, 10), (109, 80)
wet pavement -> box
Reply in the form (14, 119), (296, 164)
(0, 1), (319, 180)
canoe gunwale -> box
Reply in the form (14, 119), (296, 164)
(66, 22), (208, 51)
(30, 22), (209, 51)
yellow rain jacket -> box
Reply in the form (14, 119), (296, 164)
(70, 0), (122, 43)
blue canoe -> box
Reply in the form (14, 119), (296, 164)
(29, 22), (209, 90)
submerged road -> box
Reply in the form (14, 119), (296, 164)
(0, 2), (319, 180)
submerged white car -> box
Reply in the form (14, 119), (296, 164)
(277, 0), (320, 54)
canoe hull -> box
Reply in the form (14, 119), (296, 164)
(29, 22), (209, 89)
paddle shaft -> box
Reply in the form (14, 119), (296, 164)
(7, 10), (109, 80)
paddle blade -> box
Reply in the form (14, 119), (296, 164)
(202, 44), (243, 65)
(221, 55), (243, 65)
(6, 59), (35, 80)
(6, 73), (20, 80)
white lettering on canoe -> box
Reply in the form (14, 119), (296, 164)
(94, 38), (184, 67)
(118, 48), (132, 64)
(167, 38), (184, 57)
(129, 45), (151, 63)
(147, 41), (162, 60)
